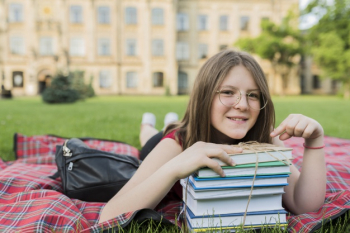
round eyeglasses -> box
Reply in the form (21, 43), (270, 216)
(216, 86), (267, 111)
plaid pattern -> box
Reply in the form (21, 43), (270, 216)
(14, 133), (140, 160)
(0, 134), (349, 232)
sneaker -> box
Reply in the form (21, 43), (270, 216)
(163, 112), (178, 130)
(141, 112), (156, 127)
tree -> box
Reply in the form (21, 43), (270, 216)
(303, 0), (350, 99)
(235, 11), (304, 95)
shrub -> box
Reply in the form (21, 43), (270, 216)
(42, 73), (80, 103)
(42, 71), (95, 104)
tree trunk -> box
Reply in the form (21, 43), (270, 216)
(344, 81), (350, 100)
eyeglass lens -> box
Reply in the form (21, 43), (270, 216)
(218, 86), (267, 110)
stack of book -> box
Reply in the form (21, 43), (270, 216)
(181, 144), (293, 232)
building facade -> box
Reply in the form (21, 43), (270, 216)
(0, 0), (304, 97)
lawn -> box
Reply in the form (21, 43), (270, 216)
(0, 95), (349, 161)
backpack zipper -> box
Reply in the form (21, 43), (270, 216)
(63, 140), (72, 157)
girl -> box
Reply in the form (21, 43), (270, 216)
(99, 50), (326, 223)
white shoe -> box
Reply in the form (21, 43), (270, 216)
(163, 112), (178, 130)
(141, 112), (156, 127)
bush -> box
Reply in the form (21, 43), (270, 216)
(70, 71), (95, 99)
(42, 73), (80, 103)
(42, 71), (95, 104)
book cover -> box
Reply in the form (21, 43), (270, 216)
(186, 207), (287, 228)
(188, 174), (289, 189)
(181, 182), (285, 200)
(212, 145), (293, 166)
(196, 161), (291, 178)
(183, 191), (284, 215)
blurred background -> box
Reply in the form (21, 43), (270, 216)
(0, 0), (348, 99)
(1, 0), (349, 161)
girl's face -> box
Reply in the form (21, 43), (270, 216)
(210, 64), (260, 141)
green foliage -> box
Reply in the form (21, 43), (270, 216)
(235, 10), (304, 91)
(42, 73), (80, 104)
(70, 71), (95, 99)
(303, 0), (350, 98)
(42, 71), (95, 104)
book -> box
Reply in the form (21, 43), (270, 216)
(180, 183), (285, 199)
(195, 161), (291, 178)
(188, 174), (289, 189)
(183, 191), (283, 215)
(212, 144), (293, 166)
(187, 223), (287, 233)
(186, 207), (287, 229)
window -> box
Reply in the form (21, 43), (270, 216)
(176, 42), (189, 60)
(98, 6), (110, 24)
(70, 38), (85, 56)
(125, 7), (137, 24)
(70, 5), (83, 23)
(313, 75), (321, 89)
(152, 8), (164, 25)
(152, 72), (164, 87)
(240, 16), (249, 31)
(9, 3), (23, 22)
(99, 70), (112, 88)
(152, 39), (164, 56)
(198, 15), (208, 31)
(10, 37), (24, 55)
(98, 38), (110, 56)
(198, 44), (208, 59)
(219, 15), (228, 31)
(12, 71), (24, 87)
(126, 39), (136, 56)
(126, 72), (138, 88)
(178, 71), (188, 94)
(177, 13), (189, 31)
(39, 37), (53, 55)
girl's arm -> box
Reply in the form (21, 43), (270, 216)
(99, 139), (242, 223)
(271, 114), (326, 215)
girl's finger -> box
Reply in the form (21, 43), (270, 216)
(205, 148), (235, 166)
(293, 120), (308, 137)
(302, 123), (315, 139)
(284, 116), (301, 137)
(271, 115), (293, 137)
(205, 158), (226, 177)
(279, 132), (292, 141)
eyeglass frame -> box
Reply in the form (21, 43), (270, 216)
(215, 86), (268, 111)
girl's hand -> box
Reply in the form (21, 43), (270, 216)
(270, 114), (324, 143)
(169, 142), (242, 180)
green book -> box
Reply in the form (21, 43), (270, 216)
(196, 161), (291, 178)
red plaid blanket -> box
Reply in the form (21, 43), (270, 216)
(0, 134), (349, 232)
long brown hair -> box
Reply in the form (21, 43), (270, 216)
(165, 50), (275, 149)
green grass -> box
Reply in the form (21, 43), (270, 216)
(1, 95), (350, 161)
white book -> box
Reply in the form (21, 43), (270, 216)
(180, 182), (285, 200)
(212, 146), (293, 166)
(186, 207), (287, 228)
(188, 174), (289, 189)
(183, 191), (283, 215)
(196, 161), (291, 178)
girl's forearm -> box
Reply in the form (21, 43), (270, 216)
(291, 137), (326, 214)
(99, 162), (178, 223)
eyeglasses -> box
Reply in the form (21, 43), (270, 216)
(216, 86), (267, 111)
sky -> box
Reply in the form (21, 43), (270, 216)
(299, 0), (319, 29)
